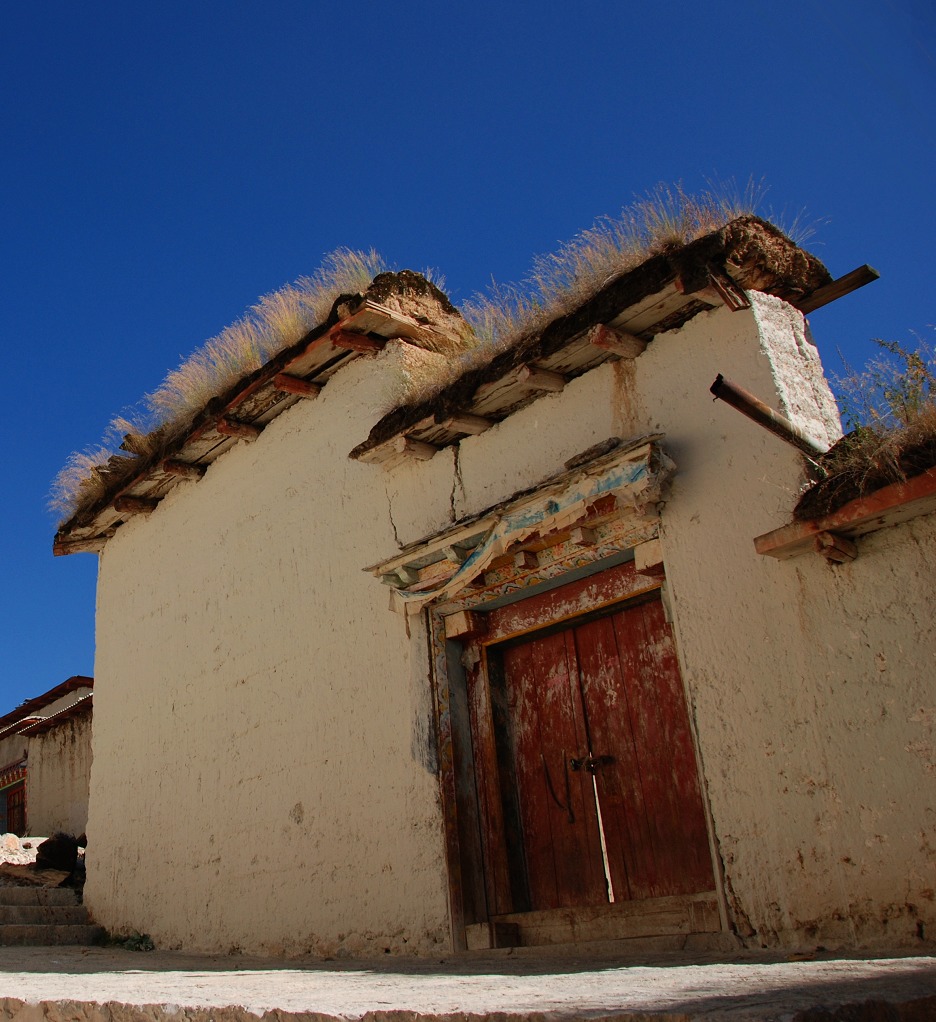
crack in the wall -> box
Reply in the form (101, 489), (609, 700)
(450, 445), (465, 523)
(384, 480), (402, 548)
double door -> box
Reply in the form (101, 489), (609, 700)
(464, 565), (714, 921)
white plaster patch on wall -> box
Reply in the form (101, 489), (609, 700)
(750, 292), (842, 450)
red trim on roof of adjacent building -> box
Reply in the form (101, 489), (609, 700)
(0, 676), (93, 732)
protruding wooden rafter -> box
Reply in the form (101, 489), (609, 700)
(329, 327), (385, 353)
(113, 496), (160, 515)
(588, 323), (647, 359)
(814, 531), (858, 563)
(794, 265), (879, 315)
(516, 365), (566, 393)
(444, 610), (487, 640)
(161, 459), (206, 480)
(395, 436), (438, 461)
(438, 412), (493, 436)
(273, 374), (322, 398)
(571, 526), (597, 547)
(513, 550), (540, 570)
(217, 417), (263, 441)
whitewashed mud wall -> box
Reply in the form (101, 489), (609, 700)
(28, 713), (93, 836)
(0, 687), (91, 776)
(382, 293), (934, 952)
(622, 294), (934, 950)
(88, 294), (934, 954)
(87, 348), (455, 957)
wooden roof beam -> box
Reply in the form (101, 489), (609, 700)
(161, 459), (206, 480)
(517, 365), (566, 393)
(273, 374), (321, 398)
(113, 496), (160, 515)
(329, 327), (385, 353)
(588, 324), (647, 359)
(794, 265), (879, 314)
(217, 417), (263, 441)
(437, 412), (493, 436)
(395, 436), (438, 461)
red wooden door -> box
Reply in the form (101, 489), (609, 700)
(500, 630), (609, 910)
(467, 566), (713, 916)
(574, 600), (714, 901)
(6, 783), (26, 837)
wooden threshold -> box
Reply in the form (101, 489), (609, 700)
(470, 891), (720, 948)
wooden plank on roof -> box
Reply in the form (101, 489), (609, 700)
(470, 375), (530, 418)
(281, 336), (354, 379)
(404, 421), (466, 448)
(536, 335), (611, 376)
(754, 466), (936, 559)
(338, 299), (431, 342)
(53, 535), (110, 556)
(608, 286), (691, 337)
(794, 265), (879, 314)
(164, 432), (239, 469)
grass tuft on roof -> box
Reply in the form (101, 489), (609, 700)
(50, 248), (388, 520)
(795, 333), (936, 519)
(52, 180), (808, 525)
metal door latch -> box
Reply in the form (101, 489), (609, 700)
(569, 755), (615, 774)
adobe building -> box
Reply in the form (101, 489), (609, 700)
(54, 217), (935, 956)
(0, 677), (93, 837)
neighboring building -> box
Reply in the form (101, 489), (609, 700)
(54, 218), (935, 956)
(0, 677), (93, 836)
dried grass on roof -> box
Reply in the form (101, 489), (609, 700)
(408, 180), (804, 401)
(795, 335), (936, 520)
(52, 181), (802, 523)
(50, 248), (388, 519)
(461, 181), (779, 345)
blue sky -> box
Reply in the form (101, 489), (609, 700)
(0, 1), (933, 710)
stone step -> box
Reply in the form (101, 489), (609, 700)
(0, 904), (90, 925)
(0, 923), (106, 946)
(0, 887), (78, 907)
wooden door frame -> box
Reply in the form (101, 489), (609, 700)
(428, 546), (729, 950)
